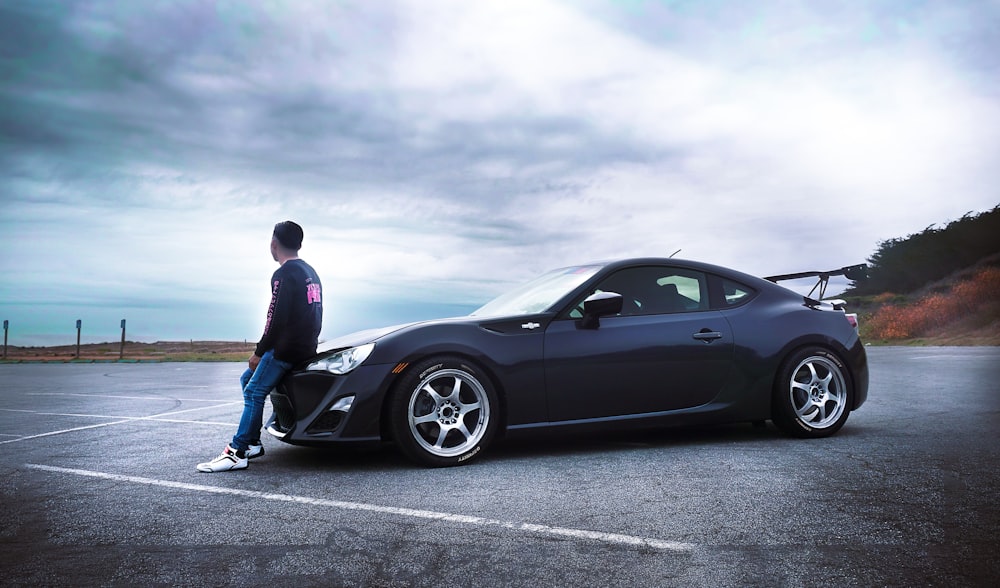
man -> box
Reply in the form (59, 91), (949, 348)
(197, 221), (323, 472)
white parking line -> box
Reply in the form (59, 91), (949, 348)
(1, 420), (138, 445)
(24, 463), (695, 553)
(27, 393), (221, 401)
(0, 408), (238, 419)
(0, 402), (241, 445)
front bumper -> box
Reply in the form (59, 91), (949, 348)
(265, 362), (396, 445)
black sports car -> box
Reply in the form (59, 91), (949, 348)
(265, 258), (869, 467)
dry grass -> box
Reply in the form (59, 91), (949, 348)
(1, 341), (256, 363)
(854, 266), (1000, 346)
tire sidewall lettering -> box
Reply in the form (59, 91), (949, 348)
(457, 445), (482, 462)
(419, 363), (445, 380)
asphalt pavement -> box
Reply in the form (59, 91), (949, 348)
(1, 347), (998, 587)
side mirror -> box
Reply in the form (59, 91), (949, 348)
(580, 291), (623, 329)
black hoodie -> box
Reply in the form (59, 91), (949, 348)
(254, 259), (323, 364)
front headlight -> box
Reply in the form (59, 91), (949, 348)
(306, 342), (375, 375)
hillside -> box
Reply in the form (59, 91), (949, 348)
(844, 253), (1000, 346)
(838, 205), (999, 345)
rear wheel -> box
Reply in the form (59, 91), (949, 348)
(389, 356), (499, 467)
(772, 347), (852, 438)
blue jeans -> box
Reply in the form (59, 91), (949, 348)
(231, 350), (292, 452)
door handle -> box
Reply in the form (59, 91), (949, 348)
(692, 329), (723, 342)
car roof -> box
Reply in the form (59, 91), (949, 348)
(594, 257), (769, 284)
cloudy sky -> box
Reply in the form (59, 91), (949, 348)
(2, 0), (998, 346)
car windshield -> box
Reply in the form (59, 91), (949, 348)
(471, 265), (603, 317)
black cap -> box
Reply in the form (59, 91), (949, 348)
(273, 221), (303, 250)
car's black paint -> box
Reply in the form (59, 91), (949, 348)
(266, 258), (869, 464)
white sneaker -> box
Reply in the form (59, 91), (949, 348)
(246, 443), (264, 459)
(196, 445), (248, 473)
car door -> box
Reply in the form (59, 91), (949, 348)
(542, 266), (735, 422)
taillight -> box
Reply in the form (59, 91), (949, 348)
(845, 313), (858, 330)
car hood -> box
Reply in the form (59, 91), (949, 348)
(316, 323), (418, 353)
(316, 316), (474, 353)
(315, 312), (550, 354)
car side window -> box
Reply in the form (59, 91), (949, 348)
(570, 266), (708, 317)
(721, 278), (755, 307)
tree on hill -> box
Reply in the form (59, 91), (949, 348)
(848, 205), (1000, 295)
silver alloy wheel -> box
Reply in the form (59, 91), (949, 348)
(407, 368), (490, 458)
(788, 355), (848, 429)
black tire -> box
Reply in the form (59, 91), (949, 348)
(388, 356), (499, 467)
(772, 347), (853, 438)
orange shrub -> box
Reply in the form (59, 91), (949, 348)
(951, 267), (1000, 311)
(864, 266), (999, 340)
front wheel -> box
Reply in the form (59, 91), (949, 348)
(772, 347), (853, 438)
(388, 356), (499, 467)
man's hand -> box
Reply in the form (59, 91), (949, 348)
(248, 354), (261, 372)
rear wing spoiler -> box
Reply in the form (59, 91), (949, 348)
(764, 264), (868, 300)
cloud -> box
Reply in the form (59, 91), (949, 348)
(1, 0), (998, 344)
